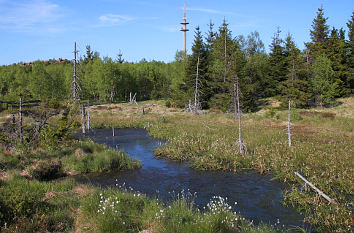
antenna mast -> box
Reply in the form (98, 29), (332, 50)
(71, 42), (81, 102)
(180, 3), (189, 54)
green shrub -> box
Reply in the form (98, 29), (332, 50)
(0, 176), (47, 225)
(165, 100), (172, 108)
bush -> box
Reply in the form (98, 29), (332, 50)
(0, 176), (47, 225)
(165, 100), (171, 108)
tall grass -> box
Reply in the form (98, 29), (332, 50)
(80, 188), (280, 233)
(62, 140), (141, 173)
(89, 99), (354, 232)
(0, 175), (78, 232)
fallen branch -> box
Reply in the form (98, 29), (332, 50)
(294, 171), (336, 204)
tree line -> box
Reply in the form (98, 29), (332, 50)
(177, 7), (353, 112)
(0, 7), (353, 111)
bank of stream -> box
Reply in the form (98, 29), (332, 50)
(75, 128), (308, 230)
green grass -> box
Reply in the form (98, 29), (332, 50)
(79, 188), (280, 233)
(61, 140), (141, 173)
(1, 98), (353, 232)
(89, 98), (354, 232)
(0, 175), (79, 232)
(0, 139), (141, 179)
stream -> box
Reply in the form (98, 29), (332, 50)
(75, 128), (308, 230)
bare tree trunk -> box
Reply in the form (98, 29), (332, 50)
(132, 93), (137, 104)
(223, 31), (227, 83)
(19, 97), (23, 143)
(87, 100), (90, 131)
(305, 49), (310, 73)
(110, 88), (115, 103)
(288, 99), (292, 147)
(292, 57), (296, 85)
(194, 56), (200, 111)
(81, 104), (86, 134)
(234, 79), (243, 154)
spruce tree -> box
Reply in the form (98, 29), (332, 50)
(326, 27), (348, 96)
(310, 7), (329, 43)
(312, 54), (336, 106)
(208, 20), (237, 111)
(307, 7), (330, 60)
(280, 34), (311, 107)
(347, 11), (354, 92)
(243, 31), (268, 111)
(180, 26), (209, 108)
(268, 28), (287, 96)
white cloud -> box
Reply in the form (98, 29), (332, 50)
(0, 0), (64, 33)
(98, 14), (134, 26)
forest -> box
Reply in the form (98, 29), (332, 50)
(0, 7), (353, 111)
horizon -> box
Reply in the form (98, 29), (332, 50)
(0, 0), (353, 65)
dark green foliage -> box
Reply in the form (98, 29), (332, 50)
(347, 11), (354, 92)
(307, 7), (330, 60)
(268, 28), (288, 96)
(312, 54), (337, 106)
(279, 34), (312, 107)
(310, 7), (329, 44)
(180, 26), (211, 108)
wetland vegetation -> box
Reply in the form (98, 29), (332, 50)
(0, 6), (353, 233)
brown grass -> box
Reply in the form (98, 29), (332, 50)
(73, 184), (94, 196)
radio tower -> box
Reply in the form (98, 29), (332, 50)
(180, 3), (189, 54)
(71, 42), (81, 102)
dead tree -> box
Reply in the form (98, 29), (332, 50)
(81, 104), (86, 134)
(288, 99), (292, 147)
(110, 87), (115, 103)
(223, 28), (227, 83)
(185, 56), (201, 114)
(87, 100), (90, 131)
(129, 92), (137, 104)
(193, 56), (201, 112)
(70, 42), (81, 102)
(233, 78), (245, 154)
(19, 96), (23, 143)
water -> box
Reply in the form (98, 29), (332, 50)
(75, 128), (307, 229)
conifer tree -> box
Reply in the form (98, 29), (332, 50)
(268, 28), (287, 96)
(307, 7), (330, 61)
(243, 31), (268, 111)
(180, 26), (209, 108)
(347, 11), (354, 92)
(280, 34), (311, 107)
(325, 27), (348, 96)
(208, 20), (240, 111)
(312, 54), (336, 106)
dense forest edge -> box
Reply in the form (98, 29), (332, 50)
(0, 7), (353, 233)
(0, 7), (353, 109)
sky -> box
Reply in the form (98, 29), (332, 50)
(0, 0), (353, 65)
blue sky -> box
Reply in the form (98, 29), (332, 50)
(0, 0), (353, 65)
